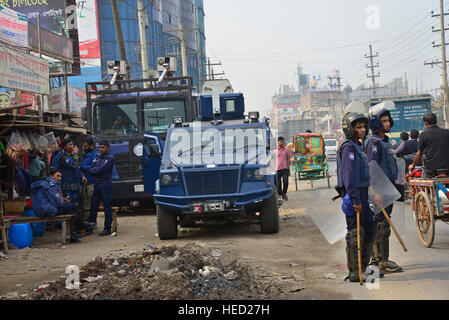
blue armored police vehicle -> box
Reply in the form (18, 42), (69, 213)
(84, 60), (198, 208)
(154, 84), (279, 239)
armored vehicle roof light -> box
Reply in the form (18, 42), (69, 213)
(211, 119), (223, 126)
(249, 112), (260, 122)
(173, 117), (183, 127)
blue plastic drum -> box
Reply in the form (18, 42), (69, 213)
(24, 208), (45, 237)
(8, 223), (33, 249)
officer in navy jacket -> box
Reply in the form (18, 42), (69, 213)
(337, 112), (376, 283)
(88, 140), (115, 236)
(31, 168), (90, 243)
(366, 107), (402, 273)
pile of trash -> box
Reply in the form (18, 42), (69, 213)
(21, 243), (302, 300)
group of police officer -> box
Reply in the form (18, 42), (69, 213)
(30, 138), (115, 243)
(338, 106), (403, 283)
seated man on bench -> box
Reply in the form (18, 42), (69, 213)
(31, 167), (94, 243)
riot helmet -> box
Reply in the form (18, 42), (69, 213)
(342, 112), (369, 139)
(368, 106), (394, 133)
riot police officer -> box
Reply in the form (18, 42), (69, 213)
(88, 141), (115, 236)
(59, 138), (87, 205)
(337, 112), (376, 282)
(366, 107), (403, 273)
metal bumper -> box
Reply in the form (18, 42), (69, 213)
(154, 187), (273, 212)
(111, 179), (152, 203)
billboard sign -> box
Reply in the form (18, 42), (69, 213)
(0, 46), (50, 95)
(28, 22), (73, 62)
(77, 0), (100, 67)
(0, 5), (27, 46)
(1, 0), (67, 33)
(0, 0), (81, 75)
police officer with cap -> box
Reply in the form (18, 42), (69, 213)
(88, 140), (115, 236)
(337, 112), (376, 282)
(366, 107), (402, 273)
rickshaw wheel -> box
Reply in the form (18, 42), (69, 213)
(414, 191), (435, 248)
(310, 179), (314, 188)
(326, 169), (330, 189)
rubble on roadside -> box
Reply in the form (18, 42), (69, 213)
(3, 244), (305, 300)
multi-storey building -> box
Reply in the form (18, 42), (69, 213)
(271, 86), (301, 128)
(69, 0), (206, 112)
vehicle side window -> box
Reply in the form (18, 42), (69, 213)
(144, 137), (161, 158)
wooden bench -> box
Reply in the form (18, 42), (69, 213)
(1, 214), (75, 253)
(96, 206), (119, 234)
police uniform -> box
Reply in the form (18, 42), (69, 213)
(31, 177), (83, 239)
(366, 109), (402, 273)
(337, 113), (376, 282)
(80, 147), (98, 216)
(60, 150), (84, 205)
(88, 152), (115, 233)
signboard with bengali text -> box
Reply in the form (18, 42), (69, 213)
(0, 46), (49, 94)
(0, 5), (27, 46)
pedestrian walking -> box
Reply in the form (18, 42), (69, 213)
(366, 107), (402, 273)
(275, 137), (292, 201)
(88, 141), (115, 236)
(337, 112), (376, 282)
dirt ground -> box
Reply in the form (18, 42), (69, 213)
(0, 178), (352, 300)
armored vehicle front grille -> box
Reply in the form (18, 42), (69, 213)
(184, 169), (239, 196)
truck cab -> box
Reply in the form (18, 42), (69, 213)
(154, 91), (279, 239)
(84, 77), (198, 208)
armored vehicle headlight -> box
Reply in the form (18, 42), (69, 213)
(161, 174), (172, 185)
(254, 169), (263, 180)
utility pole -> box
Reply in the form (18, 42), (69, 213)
(328, 69), (343, 134)
(110, 0), (129, 80)
(205, 58), (224, 80)
(365, 45), (381, 97)
(179, 21), (188, 77)
(137, 0), (149, 87)
(428, 0), (449, 128)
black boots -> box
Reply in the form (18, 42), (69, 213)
(372, 221), (403, 273)
(99, 229), (112, 236)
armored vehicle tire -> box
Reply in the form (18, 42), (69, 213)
(260, 191), (280, 234)
(157, 205), (178, 240)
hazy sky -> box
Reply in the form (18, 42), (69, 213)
(204, 0), (444, 116)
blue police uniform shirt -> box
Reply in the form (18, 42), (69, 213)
(81, 147), (98, 184)
(89, 153), (114, 181)
(366, 133), (398, 182)
(339, 139), (370, 205)
(31, 177), (65, 217)
(60, 150), (84, 192)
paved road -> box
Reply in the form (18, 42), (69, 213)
(294, 162), (449, 299)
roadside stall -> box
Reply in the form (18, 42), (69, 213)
(0, 108), (87, 253)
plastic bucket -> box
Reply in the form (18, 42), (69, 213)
(7, 223), (33, 249)
(24, 208), (45, 237)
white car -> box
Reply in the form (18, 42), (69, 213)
(324, 139), (337, 160)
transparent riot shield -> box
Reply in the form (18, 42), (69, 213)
(369, 161), (408, 251)
(368, 160), (401, 215)
(305, 191), (347, 245)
